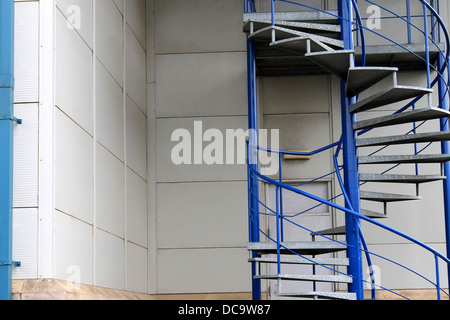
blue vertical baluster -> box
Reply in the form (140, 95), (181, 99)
(0, 0), (15, 301)
(271, 0), (275, 26)
(406, 0), (412, 44)
(423, 3), (431, 92)
(430, 0), (436, 41)
(435, 255), (441, 300)
(279, 152), (284, 242)
(275, 186), (281, 277)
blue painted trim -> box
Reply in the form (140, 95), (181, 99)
(339, 0), (364, 300)
(0, 0), (15, 301)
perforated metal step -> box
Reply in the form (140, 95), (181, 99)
(360, 191), (421, 202)
(277, 291), (357, 300)
(357, 131), (450, 147)
(353, 107), (450, 130)
(360, 209), (387, 219)
(359, 154), (450, 164)
(305, 49), (354, 79)
(248, 256), (349, 266)
(243, 18), (340, 34)
(350, 85), (433, 113)
(255, 274), (353, 284)
(243, 11), (340, 25)
(247, 241), (347, 255)
(359, 173), (446, 184)
(346, 66), (398, 97)
(314, 225), (346, 236)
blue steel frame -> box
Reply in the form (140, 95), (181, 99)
(245, 0), (261, 301)
(246, 0), (450, 300)
(0, 0), (15, 301)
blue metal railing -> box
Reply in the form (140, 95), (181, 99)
(245, 0), (450, 300)
(247, 140), (450, 299)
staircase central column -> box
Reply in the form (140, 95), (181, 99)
(338, 0), (364, 300)
(245, 0), (261, 301)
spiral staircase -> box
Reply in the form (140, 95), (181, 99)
(244, 0), (450, 300)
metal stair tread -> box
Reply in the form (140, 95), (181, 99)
(305, 49), (354, 79)
(243, 18), (341, 34)
(360, 191), (421, 202)
(243, 11), (340, 25)
(354, 107), (450, 130)
(346, 66), (398, 97)
(270, 36), (333, 54)
(360, 208), (387, 218)
(248, 256), (349, 266)
(359, 154), (450, 164)
(247, 241), (347, 255)
(359, 173), (446, 183)
(254, 274), (353, 283)
(313, 225), (346, 236)
(357, 131), (450, 147)
(350, 85), (433, 113)
(276, 291), (357, 300)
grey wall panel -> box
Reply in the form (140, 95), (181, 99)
(154, 0), (246, 54)
(126, 26), (147, 114)
(126, 168), (148, 248)
(126, 242), (148, 293)
(55, 109), (94, 224)
(95, 0), (124, 87)
(262, 75), (330, 115)
(126, 96), (147, 180)
(54, 211), (93, 285)
(94, 229), (125, 290)
(156, 248), (250, 294)
(156, 116), (248, 183)
(157, 181), (248, 249)
(56, 0), (93, 49)
(95, 61), (125, 161)
(55, 9), (94, 134)
(95, 143), (125, 238)
(126, 0), (146, 49)
(155, 52), (248, 118)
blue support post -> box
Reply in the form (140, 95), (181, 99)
(338, 0), (364, 300)
(0, 0), (15, 301)
(437, 52), (450, 291)
(245, 0), (261, 301)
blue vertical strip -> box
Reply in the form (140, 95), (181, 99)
(245, 0), (261, 301)
(437, 52), (450, 291)
(0, 0), (15, 301)
(338, 0), (364, 300)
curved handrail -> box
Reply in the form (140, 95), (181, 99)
(247, 140), (450, 299)
(247, 142), (450, 267)
(271, 0), (450, 93)
(249, 0), (450, 299)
